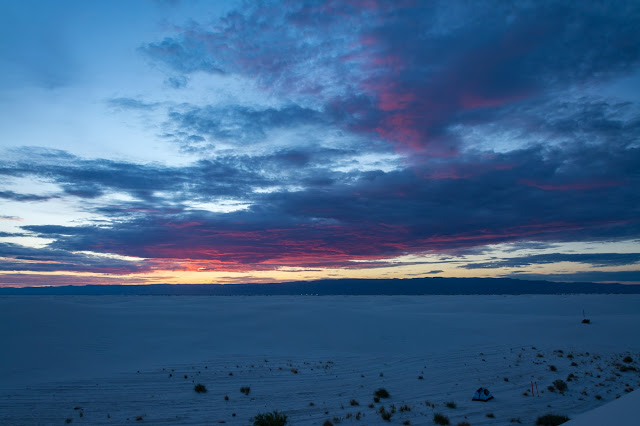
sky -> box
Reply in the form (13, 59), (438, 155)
(0, 0), (639, 287)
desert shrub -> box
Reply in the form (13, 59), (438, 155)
(547, 386), (555, 392)
(619, 365), (637, 372)
(241, 386), (251, 395)
(622, 355), (633, 363)
(433, 413), (450, 425)
(570, 361), (578, 367)
(504, 377), (509, 382)
(486, 413), (495, 418)
(457, 422), (470, 426)
(350, 399), (359, 406)
(323, 421), (333, 426)
(536, 414), (570, 425)
(374, 388), (390, 399)
(549, 365), (557, 372)
(445, 401), (457, 409)
(65, 419), (72, 424)
(553, 379), (568, 392)
(418, 375), (424, 380)
(581, 319), (590, 324)
(403, 421), (411, 425)
(595, 395), (602, 400)
(373, 396), (380, 403)
(252, 410), (288, 426)
(399, 404), (411, 412)
(194, 384), (207, 393)
(510, 418), (522, 423)
(379, 407), (392, 421)
(136, 416), (143, 421)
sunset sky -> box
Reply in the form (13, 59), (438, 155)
(1, 0), (639, 287)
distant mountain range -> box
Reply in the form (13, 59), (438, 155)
(1, 277), (639, 295)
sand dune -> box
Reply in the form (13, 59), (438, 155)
(1, 295), (639, 425)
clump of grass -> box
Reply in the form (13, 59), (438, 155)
(549, 365), (557, 372)
(595, 395), (602, 400)
(566, 373), (576, 382)
(581, 319), (590, 324)
(322, 421), (333, 426)
(570, 361), (578, 367)
(350, 399), (359, 406)
(290, 368), (298, 374)
(622, 355), (633, 363)
(433, 413), (450, 425)
(486, 412), (495, 418)
(457, 422), (470, 426)
(510, 418), (522, 423)
(374, 388), (390, 399)
(136, 416), (143, 421)
(241, 386), (251, 395)
(403, 421), (411, 425)
(535, 414), (570, 425)
(252, 410), (288, 426)
(65, 419), (72, 424)
(399, 404), (411, 412)
(619, 365), (637, 372)
(553, 379), (568, 393)
(373, 396), (380, 403)
(194, 383), (207, 393)
(418, 376), (424, 380)
(445, 401), (457, 409)
(504, 377), (509, 382)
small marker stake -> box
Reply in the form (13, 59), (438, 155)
(535, 381), (539, 397)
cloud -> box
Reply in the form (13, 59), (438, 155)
(0, 190), (54, 202)
(0, 242), (151, 274)
(140, 0), (640, 155)
(463, 253), (640, 269)
(164, 103), (325, 149)
(107, 97), (161, 111)
(9, 138), (638, 272)
(0, 215), (23, 222)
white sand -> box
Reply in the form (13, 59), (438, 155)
(1, 295), (639, 425)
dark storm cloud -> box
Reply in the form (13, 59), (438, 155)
(463, 253), (640, 270)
